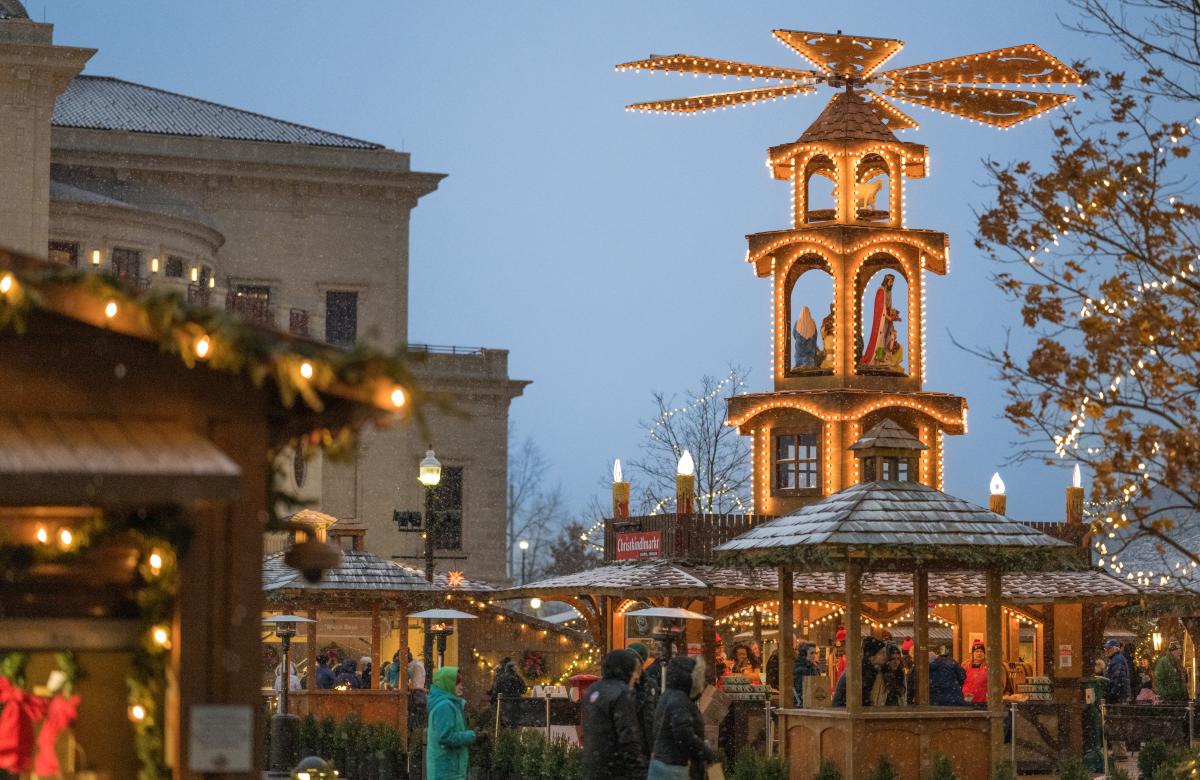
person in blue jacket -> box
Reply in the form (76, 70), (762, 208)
(928, 646), (966, 706)
(425, 666), (478, 780)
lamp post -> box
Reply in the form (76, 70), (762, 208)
(264, 614), (315, 773)
(519, 539), (529, 585)
(418, 447), (442, 677)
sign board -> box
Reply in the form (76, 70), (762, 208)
(1058, 643), (1074, 669)
(188, 704), (252, 772)
(615, 531), (661, 560)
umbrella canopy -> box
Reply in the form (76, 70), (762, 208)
(624, 606), (712, 621)
(408, 608), (478, 620)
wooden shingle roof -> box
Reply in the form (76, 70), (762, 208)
(715, 480), (1073, 567)
(263, 550), (440, 596)
(798, 89), (898, 144)
(848, 419), (927, 452)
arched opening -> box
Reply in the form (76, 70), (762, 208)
(856, 256), (908, 376)
(855, 154), (891, 223)
(804, 155), (836, 223)
(784, 255), (834, 375)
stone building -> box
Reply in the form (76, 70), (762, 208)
(0, 1), (525, 582)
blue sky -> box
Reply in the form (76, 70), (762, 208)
(43, 1), (1129, 521)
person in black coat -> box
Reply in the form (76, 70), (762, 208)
(832, 636), (888, 707)
(650, 656), (718, 780)
(928, 647), (966, 706)
(333, 659), (362, 690)
(582, 649), (646, 780)
(314, 653), (336, 690)
(793, 642), (820, 707)
(627, 643), (656, 762)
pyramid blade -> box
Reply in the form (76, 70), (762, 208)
(882, 85), (1074, 128)
(773, 30), (904, 78)
(626, 84), (815, 114)
(881, 44), (1082, 86)
(866, 91), (919, 131)
(616, 53), (820, 82)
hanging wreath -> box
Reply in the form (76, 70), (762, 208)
(0, 651), (81, 776)
(521, 650), (545, 679)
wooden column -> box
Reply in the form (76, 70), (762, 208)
(778, 566), (795, 710)
(371, 602), (382, 690)
(914, 567), (930, 706)
(702, 596), (718, 683)
(985, 569), (1004, 769)
(397, 605), (409, 693)
(845, 559), (863, 780)
(752, 608), (763, 652)
(306, 609), (318, 692)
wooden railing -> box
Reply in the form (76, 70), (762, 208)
(603, 513), (771, 563)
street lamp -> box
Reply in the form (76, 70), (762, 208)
(519, 539), (530, 585)
(417, 446), (442, 677)
(263, 614), (315, 772)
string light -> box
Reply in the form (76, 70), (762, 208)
(299, 361), (314, 380)
(193, 334), (211, 361)
(0, 273), (13, 295)
(104, 300), (118, 319)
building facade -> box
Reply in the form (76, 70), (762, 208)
(0, 2), (524, 582)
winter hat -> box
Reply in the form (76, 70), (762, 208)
(901, 639), (914, 653)
(627, 643), (649, 662)
(602, 649), (639, 682)
(1104, 639), (1121, 650)
(862, 636), (885, 658)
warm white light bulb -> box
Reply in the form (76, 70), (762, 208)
(104, 300), (118, 319)
(677, 449), (695, 477)
(530, 598), (542, 610)
(0, 273), (12, 295)
(299, 361), (314, 380)
(613, 459), (623, 483)
(1072, 463), (1082, 489)
(518, 540), (529, 551)
(194, 335), (211, 360)
(990, 472), (1006, 496)
(390, 387), (406, 408)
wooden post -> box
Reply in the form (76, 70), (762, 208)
(397, 605), (409, 693)
(371, 602), (382, 690)
(752, 608), (763, 653)
(914, 567), (930, 706)
(778, 565), (794, 760)
(845, 559), (863, 780)
(306, 609), (318, 692)
(702, 596), (718, 683)
(986, 569), (1004, 770)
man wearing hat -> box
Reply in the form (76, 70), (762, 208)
(1153, 640), (1188, 702)
(831, 636), (889, 707)
(1104, 639), (1131, 759)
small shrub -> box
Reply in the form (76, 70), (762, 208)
(1140, 740), (1189, 780)
(317, 716), (338, 759)
(1151, 750), (1200, 780)
(298, 713), (319, 758)
(992, 761), (1017, 780)
(1058, 757), (1091, 780)
(731, 749), (764, 780)
(1109, 767), (1133, 780)
(867, 755), (899, 780)
(814, 759), (843, 780)
(490, 729), (520, 779)
(932, 753), (957, 780)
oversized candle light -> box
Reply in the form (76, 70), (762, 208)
(988, 472), (1006, 515)
(1066, 463), (1084, 525)
(676, 450), (695, 515)
(612, 458), (630, 519)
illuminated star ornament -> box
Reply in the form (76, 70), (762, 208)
(617, 29), (1081, 129)
(447, 570), (465, 588)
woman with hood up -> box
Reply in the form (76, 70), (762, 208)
(792, 642), (820, 707)
(425, 666), (477, 780)
(649, 656), (718, 780)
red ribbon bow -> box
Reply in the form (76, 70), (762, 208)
(0, 677), (48, 773)
(34, 693), (81, 776)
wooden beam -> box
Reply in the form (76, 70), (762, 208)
(914, 567), (930, 706)
(986, 569), (1004, 771)
(778, 565), (795, 713)
(845, 559), (863, 780)
(370, 602), (382, 690)
(306, 609), (318, 692)
(397, 605), (409, 693)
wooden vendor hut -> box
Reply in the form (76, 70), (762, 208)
(0, 250), (416, 777)
(715, 422), (1081, 780)
(263, 517), (441, 732)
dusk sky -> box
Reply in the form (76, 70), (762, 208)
(44, 2), (1130, 521)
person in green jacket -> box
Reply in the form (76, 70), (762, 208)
(1153, 641), (1188, 702)
(425, 666), (477, 780)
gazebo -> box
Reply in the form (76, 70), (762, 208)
(715, 421), (1081, 780)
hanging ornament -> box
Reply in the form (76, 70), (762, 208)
(0, 677), (48, 774)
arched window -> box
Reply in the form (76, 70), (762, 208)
(804, 155), (836, 223)
(856, 256), (908, 376)
(855, 154), (890, 222)
(784, 255), (834, 375)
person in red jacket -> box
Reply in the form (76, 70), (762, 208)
(962, 643), (988, 704)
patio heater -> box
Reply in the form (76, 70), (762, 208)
(263, 614), (315, 774)
(625, 606), (713, 692)
(409, 608), (477, 671)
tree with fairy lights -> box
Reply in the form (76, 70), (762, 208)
(971, 47), (1199, 582)
(627, 367), (751, 514)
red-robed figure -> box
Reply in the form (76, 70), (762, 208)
(860, 273), (903, 370)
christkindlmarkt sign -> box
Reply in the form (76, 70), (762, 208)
(615, 531), (661, 560)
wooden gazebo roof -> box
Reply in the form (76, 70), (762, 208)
(716, 480), (1073, 569)
(263, 550), (440, 607)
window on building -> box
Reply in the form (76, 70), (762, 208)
(862, 456), (914, 482)
(199, 265), (212, 286)
(48, 241), (78, 268)
(165, 256), (185, 278)
(773, 432), (819, 493)
(230, 285), (273, 327)
(426, 466), (463, 550)
(325, 291), (358, 346)
(111, 247), (142, 280)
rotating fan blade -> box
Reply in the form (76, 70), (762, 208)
(616, 53), (820, 82)
(772, 30), (904, 78)
(865, 91), (919, 131)
(627, 84), (815, 114)
(881, 44), (1082, 86)
(882, 85), (1074, 128)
